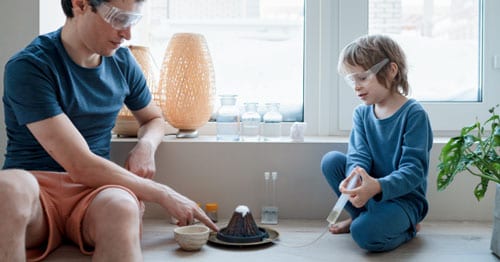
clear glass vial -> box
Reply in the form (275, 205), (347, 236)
(261, 103), (282, 141)
(216, 95), (240, 141)
(261, 171), (279, 224)
(240, 102), (261, 141)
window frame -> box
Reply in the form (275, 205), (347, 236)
(310, 0), (500, 137)
(40, 0), (500, 137)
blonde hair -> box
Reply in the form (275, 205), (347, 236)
(338, 35), (409, 96)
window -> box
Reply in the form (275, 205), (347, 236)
(40, 0), (500, 136)
(130, 0), (304, 122)
(369, 0), (479, 102)
(331, 0), (500, 135)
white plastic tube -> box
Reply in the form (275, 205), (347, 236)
(326, 174), (359, 225)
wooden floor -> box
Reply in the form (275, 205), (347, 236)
(45, 219), (499, 262)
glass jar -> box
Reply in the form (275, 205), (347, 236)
(262, 103), (283, 141)
(216, 95), (240, 141)
(240, 102), (261, 141)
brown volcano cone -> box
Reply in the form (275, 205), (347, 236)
(216, 205), (269, 243)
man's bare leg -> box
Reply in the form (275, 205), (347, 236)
(0, 170), (48, 262)
(82, 188), (142, 262)
(329, 218), (352, 234)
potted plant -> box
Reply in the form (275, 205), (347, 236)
(436, 104), (499, 256)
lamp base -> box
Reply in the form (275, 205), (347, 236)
(176, 129), (199, 138)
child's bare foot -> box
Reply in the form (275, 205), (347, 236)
(329, 218), (352, 234)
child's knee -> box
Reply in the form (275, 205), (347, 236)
(320, 151), (345, 175)
(351, 220), (389, 252)
(351, 219), (407, 252)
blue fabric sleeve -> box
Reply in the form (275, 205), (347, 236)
(345, 100), (432, 203)
(346, 106), (373, 175)
(377, 108), (432, 201)
(122, 48), (152, 111)
(4, 54), (63, 125)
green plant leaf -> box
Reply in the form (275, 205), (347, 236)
(494, 126), (500, 146)
(474, 177), (489, 201)
(437, 104), (499, 201)
(437, 137), (466, 190)
(461, 123), (479, 136)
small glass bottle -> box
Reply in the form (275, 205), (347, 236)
(240, 102), (261, 141)
(262, 103), (283, 141)
(261, 171), (279, 224)
(205, 203), (218, 223)
(216, 95), (240, 141)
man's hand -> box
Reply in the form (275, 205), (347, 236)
(162, 189), (219, 232)
(125, 140), (156, 179)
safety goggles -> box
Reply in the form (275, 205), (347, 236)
(96, 2), (143, 30)
(343, 58), (389, 89)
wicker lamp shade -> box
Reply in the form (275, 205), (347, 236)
(113, 45), (165, 137)
(159, 33), (215, 138)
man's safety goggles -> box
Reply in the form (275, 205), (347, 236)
(96, 3), (143, 30)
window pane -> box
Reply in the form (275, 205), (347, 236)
(369, 0), (480, 102)
(131, 0), (304, 121)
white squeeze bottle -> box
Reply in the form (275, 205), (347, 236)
(326, 173), (360, 225)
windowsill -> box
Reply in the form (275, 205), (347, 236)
(112, 134), (349, 144)
(111, 134), (451, 144)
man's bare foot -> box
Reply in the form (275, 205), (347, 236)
(329, 218), (352, 234)
(416, 223), (421, 232)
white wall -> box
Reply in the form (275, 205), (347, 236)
(110, 140), (496, 222)
(39, 0), (66, 34)
(0, 1), (39, 164)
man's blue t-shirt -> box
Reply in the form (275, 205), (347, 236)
(2, 28), (152, 171)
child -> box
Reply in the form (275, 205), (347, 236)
(321, 35), (433, 252)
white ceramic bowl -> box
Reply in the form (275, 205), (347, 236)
(174, 225), (210, 251)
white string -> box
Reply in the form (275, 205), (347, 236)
(272, 227), (330, 248)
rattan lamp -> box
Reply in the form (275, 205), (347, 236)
(113, 45), (165, 137)
(159, 33), (215, 138)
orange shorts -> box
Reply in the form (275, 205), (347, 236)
(26, 171), (141, 262)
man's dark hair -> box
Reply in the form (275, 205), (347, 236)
(61, 0), (144, 18)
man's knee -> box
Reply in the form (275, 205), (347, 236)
(0, 169), (39, 222)
(89, 188), (141, 227)
(0, 169), (39, 205)
(83, 188), (141, 245)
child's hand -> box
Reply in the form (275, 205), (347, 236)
(341, 166), (381, 208)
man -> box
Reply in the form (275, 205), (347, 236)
(0, 0), (218, 261)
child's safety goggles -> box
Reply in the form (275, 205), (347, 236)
(344, 58), (389, 89)
(96, 2), (143, 30)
